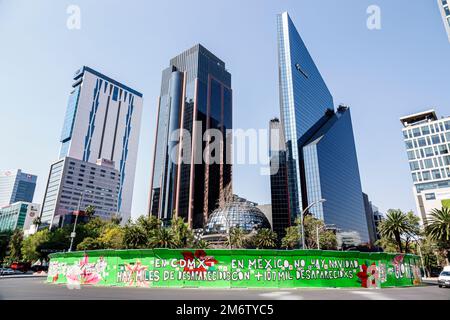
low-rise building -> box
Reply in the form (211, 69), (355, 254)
(0, 202), (40, 233)
(39, 157), (120, 228)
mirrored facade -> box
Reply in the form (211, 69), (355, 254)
(272, 12), (369, 244)
(149, 44), (232, 229)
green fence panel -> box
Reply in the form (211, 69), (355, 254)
(47, 249), (422, 289)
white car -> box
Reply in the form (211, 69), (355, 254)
(0, 268), (15, 276)
(438, 269), (450, 288)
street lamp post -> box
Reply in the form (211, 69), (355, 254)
(299, 199), (326, 250)
(68, 190), (91, 252)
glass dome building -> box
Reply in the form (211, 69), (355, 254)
(203, 201), (272, 236)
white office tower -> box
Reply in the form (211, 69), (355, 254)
(48, 66), (143, 224)
(437, 0), (450, 42)
(400, 110), (450, 224)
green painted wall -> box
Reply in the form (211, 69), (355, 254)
(47, 249), (422, 289)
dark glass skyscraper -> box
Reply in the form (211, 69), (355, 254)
(149, 44), (232, 229)
(269, 118), (290, 240)
(272, 12), (369, 243)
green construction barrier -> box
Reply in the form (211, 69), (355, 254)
(47, 249), (423, 289)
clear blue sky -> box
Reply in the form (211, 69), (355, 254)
(0, 0), (449, 220)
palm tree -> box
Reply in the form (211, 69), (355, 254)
(193, 239), (210, 249)
(148, 228), (178, 249)
(378, 209), (414, 253)
(170, 216), (193, 248)
(426, 207), (450, 243)
(225, 227), (246, 249)
(85, 205), (96, 218)
(253, 228), (277, 249)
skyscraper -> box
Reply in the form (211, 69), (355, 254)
(276, 12), (334, 226)
(149, 44), (232, 229)
(43, 66), (143, 222)
(437, 0), (450, 42)
(400, 109), (450, 223)
(0, 169), (37, 207)
(269, 118), (290, 240)
(273, 12), (369, 243)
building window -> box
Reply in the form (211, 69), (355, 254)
(439, 144), (449, 155)
(417, 138), (427, 147)
(424, 159), (434, 169)
(409, 161), (420, 171)
(431, 135), (441, 144)
(421, 126), (430, 135)
(422, 171), (431, 181)
(432, 170), (442, 180)
(407, 151), (416, 160)
(405, 140), (414, 149)
(425, 193), (436, 200)
(424, 147), (434, 157)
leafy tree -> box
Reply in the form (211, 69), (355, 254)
(8, 229), (23, 262)
(0, 231), (13, 264)
(76, 237), (104, 251)
(301, 216), (337, 250)
(281, 226), (300, 249)
(375, 236), (398, 253)
(378, 209), (416, 253)
(403, 211), (421, 253)
(148, 228), (178, 249)
(319, 229), (338, 250)
(250, 228), (277, 249)
(21, 229), (51, 263)
(110, 213), (122, 225)
(32, 216), (41, 228)
(98, 226), (125, 249)
(225, 227), (246, 249)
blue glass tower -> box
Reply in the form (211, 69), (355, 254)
(303, 106), (369, 241)
(273, 12), (369, 244)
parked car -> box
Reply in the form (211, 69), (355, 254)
(0, 268), (15, 275)
(9, 262), (31, 273)
(438, 267), (450, 288)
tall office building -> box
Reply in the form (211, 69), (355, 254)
(0, 170), (37, 207)
(40, 157), (120, 227)
(437, 0), (450, 42)
(43, 66), (143, 222)
(149, 44), (232, 229)
(400, 110), (450, 223)
(273, 12), (369, 243)
(269, 118), (290, 240)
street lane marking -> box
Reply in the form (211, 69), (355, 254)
(259, 291), (303, 300)
(350, 290), (393, 300)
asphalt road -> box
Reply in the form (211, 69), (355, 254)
(0, 276), (449, 300)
